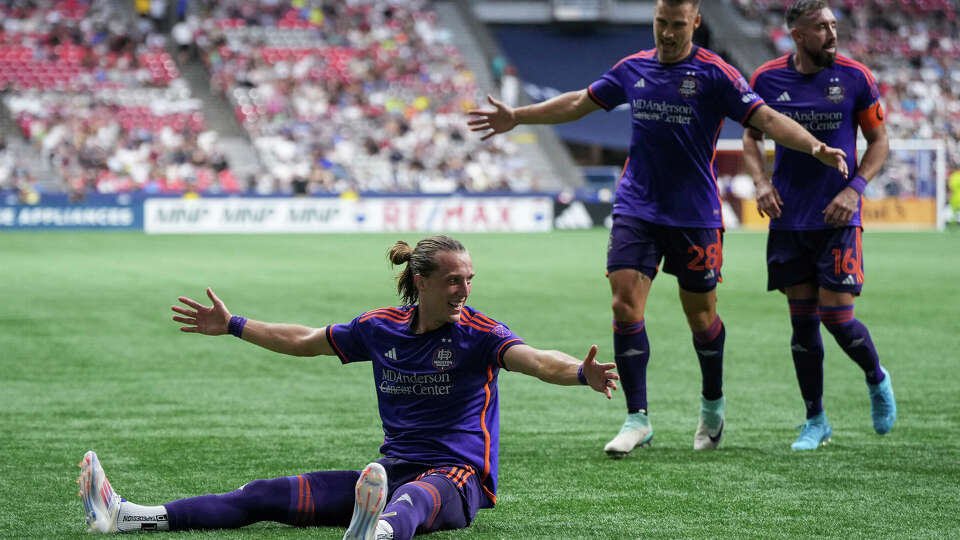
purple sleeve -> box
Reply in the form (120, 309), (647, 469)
(326, 316), (368, 364)
(588, 71), (626, 111)
(468, 320), (523, 368)
(854, 65), (881, 113)
(485, 323), (524, 370)
(714, 66), (765, 125)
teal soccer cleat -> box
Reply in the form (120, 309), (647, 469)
(604, 411), (654, 459)
(867, 366), (897, 434)
(693, 396), (725, 450)
(791, 412), (832, 451)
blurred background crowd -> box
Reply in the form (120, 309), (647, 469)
(0, 0), (956, 209)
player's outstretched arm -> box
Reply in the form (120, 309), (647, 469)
(742, 127), (783, 219)
(467, 91), (601, 141)
(172, 288), (334, 357)
(502, 344), (619, 399)
(748, 105), (849, 178)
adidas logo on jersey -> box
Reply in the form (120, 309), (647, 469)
(841, 275), (857, 286)
(776, 91), (792, 102)
(384, 348), (397, 360)
(634, 78), (645, 88)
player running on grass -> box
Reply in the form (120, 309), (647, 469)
(468, 0), (849, 457)
(77, 235), (619, 539)
(743, 0), (896, 450)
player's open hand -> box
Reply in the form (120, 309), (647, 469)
(172, 287), (231, 335)
(467, 95), (518, 140)
(580, 345), (619, 399)
(823, 186), (860, 227)
(755, 180), (783, 219)
(813, 143), (849, 178)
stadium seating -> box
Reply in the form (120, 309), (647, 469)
(190, 0), (537, 193)
(735, 0), (960, 172)
(0, 0), (236, 195)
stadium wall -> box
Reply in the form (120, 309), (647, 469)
(0, 194), (555, 233)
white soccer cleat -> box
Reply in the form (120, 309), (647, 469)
(693, 396), (725, 450)
(77, 450), (121, 533)
(343, 462), (389, 540)
(604, 411), (653, 459)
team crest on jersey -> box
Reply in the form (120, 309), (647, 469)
(492, 324), (511, 338)
(678, 75), (699, 98)
(824, 83), (845, 104)
(432, 346), (455, 371)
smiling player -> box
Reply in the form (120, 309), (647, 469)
(77, 235), (619, 539)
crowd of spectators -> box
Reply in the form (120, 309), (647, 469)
(1, 0), (539, 197)
(177, 0), (538, 194)
(5, 1), (954, 202)
(734, 0), (960, 199)
(0, 0), (239, 199)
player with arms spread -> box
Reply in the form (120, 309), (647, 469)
(743, 0), (896, 450)
(77, 235), (619, 539)
(469, 0), (848, 457)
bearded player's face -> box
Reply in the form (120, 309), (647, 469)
(795, 7), (838, 68)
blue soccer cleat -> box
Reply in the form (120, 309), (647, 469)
(77, 450), (122, 533)
(343, 462), (388, 540)
(867, 366), (897, 435)
(791, 412), (832, 451)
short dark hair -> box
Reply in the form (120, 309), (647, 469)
(659, 0), (701, 8)
(786, 0), (829, 28)
(388, 235), (467, 306)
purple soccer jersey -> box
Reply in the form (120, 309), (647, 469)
(750, 54), (883, 230)
(325, 305), (524, 508)
(588, 46), (765, 228)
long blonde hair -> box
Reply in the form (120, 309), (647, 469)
(388, 235), (466, 306)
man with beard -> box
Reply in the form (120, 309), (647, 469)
(468, 0), (850, 458)
(743, 0), (896, 450)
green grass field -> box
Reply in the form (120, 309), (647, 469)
(2, 230), (958, 539)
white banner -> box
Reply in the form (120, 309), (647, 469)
(144, 196), (553, 234)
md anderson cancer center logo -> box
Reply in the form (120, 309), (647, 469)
(379, 368), (454, 396)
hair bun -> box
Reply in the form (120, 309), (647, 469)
(388, 240), (412, 265)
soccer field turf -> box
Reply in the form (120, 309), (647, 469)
(1, 229), (958, 539)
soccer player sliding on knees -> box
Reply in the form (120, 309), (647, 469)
(77, 235), (618, 539)
(469, 0), (848, 457)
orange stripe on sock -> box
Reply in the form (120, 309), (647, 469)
(304, 476), (313, 524)
(418, 481), (442, 528)
(296, 475), (305, 525)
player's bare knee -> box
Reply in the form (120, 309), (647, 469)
(611, 297), (643, 321)
(684, 311), (716, 332)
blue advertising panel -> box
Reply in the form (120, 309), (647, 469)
(0, 192), (143, 230)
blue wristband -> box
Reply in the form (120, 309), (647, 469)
(228, 315), (247, 338)
(576, 364), (588, 385)
(848, 175), (868, 195)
